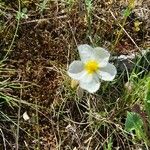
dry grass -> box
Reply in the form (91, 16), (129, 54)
(0, 0), (149, 149)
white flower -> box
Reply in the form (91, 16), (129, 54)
(67, 44), (117, 93)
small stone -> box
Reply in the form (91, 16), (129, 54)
(23, 112), (30, 121)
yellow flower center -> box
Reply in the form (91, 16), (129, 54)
(84, 60), (99, 74)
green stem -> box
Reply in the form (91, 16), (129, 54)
(112, 14), (128, 50)
(1, 0), (21, 62)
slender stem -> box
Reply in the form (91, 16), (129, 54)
(15, 2), (21, 149)
(87, 95), (92, 122)
(16, 84), (22, 150)
(36, 98), (40, 149)
(112, 12), (129, 51)
(2, 0), (21, 62)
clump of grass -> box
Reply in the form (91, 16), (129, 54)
(112, 0), (136, 50)
(0, 60), (47, 149)
(124, 75), (150, 147)
(0, 0), (149, 149)
(122, 51), (150, 147)
(85, 0), (93, 34)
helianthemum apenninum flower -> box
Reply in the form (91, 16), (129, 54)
(68, 44), (117, 93)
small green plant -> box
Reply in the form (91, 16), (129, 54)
(125, 111), (150, 146)
(104, 137), (113, 150)
(65, 0), (75, 11)
(16, 8), (28, 20)
(85, 0), (93, 36)
(39, 0), (49, 13)
(112, 0), (135, 50)
(2, 0), (21, 60)
(125, 76), (150, 146)
(125, 112), (144, 139)
(144, 77), (150, 122)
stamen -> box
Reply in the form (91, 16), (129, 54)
(84, 60), (99, 74)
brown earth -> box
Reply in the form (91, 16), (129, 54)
(0, 0), (149, 149)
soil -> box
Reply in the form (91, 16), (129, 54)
(0, 0), (149, 149)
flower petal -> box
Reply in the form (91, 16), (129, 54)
(79, 77), (100, 93)
(67, 60), (85, 80)
(94, 47), (110, 67)
(97, 63), (117, 81)
(68, 60), (94, 82)
(78, 44), (95, 62)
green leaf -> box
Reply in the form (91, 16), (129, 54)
(16, 11), (28, 20)
(123, 8), (131, 17)
(104, 137), (112, 150)
(146, 78), (150, 101)
(125, 111), (143, 132)
(145, 78), (150, 118)
(22, 7), (28, 13)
